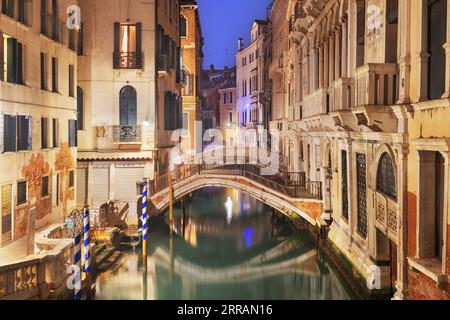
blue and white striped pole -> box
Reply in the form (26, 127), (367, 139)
(142, 179), (148, 257)
(74, 232), (82, 300)
(83, 207), (92, 299)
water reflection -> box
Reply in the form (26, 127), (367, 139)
(95, 187), (356, 300)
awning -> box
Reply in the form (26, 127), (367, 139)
(77, 151), (154, 161)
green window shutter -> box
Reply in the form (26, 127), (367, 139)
(7, 38), (17, 83)
(136, 23), (142, 53)
(114, 22), (120, 52)
(17, 42), (23, 85)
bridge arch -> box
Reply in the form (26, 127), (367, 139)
(150, 173), (323, 226)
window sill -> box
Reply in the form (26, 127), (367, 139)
(16, 202), (29, 209)
(408, 257), (448, 285)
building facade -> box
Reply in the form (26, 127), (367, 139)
(236, 20), (270, 147)
(218, 82), (237, 146)
(275, 0), (450, 299)
(0, 0), (79, 247)
(76, 0), (183, 208)
(180, 0), (203, 155)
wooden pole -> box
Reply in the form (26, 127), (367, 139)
(169, 173), (174, 235)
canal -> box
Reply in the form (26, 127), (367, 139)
(95, 187), (357, 300)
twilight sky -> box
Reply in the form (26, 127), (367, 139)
(197, 0), (272, 70)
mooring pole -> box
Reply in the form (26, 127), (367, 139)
(83, 207), (92, 300)
(169, 173), (174, 235)
(142, 179), (148, 258)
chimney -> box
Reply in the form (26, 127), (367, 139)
(209, 64), (215, 74)
(238, 38), (244, 51)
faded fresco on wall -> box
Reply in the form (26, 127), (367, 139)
(14, 154), (52, 240)
(55, 143), (76, 215)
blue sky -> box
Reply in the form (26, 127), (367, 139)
(197, 0), (272, 69)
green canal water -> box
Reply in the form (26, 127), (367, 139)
(95, 187), (357, 300)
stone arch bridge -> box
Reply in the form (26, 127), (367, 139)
(146, 152), (324, 226)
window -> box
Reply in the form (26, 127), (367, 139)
(341, 150), (349, 220)
(41, 117), (49, 149)
(68, 64), (75, 97)
(68, 170), (75, 189)
(17, 115), (31, 151)
(2, 0), (14, 18)
(42, 176), (49, 197)
(119, 86), (137, 126)
(77, 87), (84, 130)
(180, 15), (187, 37)
(427, 0), (447, 100)
(52, 118), (59, 147)
(376, 153), (397, 199)
(229, 92), (233, 104)
(69, 119), (77, 147)
(113, 23), (142, 69)
(164, 92), (181, 130)
(418, 151), (446, 260)
(17, 181), (27, 205)
(1, 34), (24, 85)
(3, 115), (17, 152)
(51, 57), (58, 92)
(228, 112), (233, 125)
(223, 92), (227, 105)
(40, 53), (47, 90)
(77, 22), (84, 55)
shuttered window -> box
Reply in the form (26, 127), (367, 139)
(17, 115), (31, 151)
(69, 119), (77, 147)
(76, 168), (87, 207)
(93, 167), (109, 206)
(114, 165), (144, 201)
(3, 115), (17, 152)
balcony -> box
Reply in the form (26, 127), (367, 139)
(269, 57), (284, 77)
(330, 78), (355, 112)
(302, 88), (328, 118)
(113, 52), (143, 69)
(96, 125), (143, 150)
(157, 54), (169, 73)
(375, 192), (398, 243)
(113, 125), (142, 143)
(355, 63), (399, 107)
(41, 15), (65, 44)
(177, 69), (186, 85)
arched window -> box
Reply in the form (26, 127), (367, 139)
(119, 86), (137, 126)
(77, 86), (84, 130)
(180, 15), (187, 37)
(376, 152), (397, 199)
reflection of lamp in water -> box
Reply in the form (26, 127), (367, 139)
(225, 197), (233, 225)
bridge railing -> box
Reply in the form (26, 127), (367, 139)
(149, 160), (322, 201)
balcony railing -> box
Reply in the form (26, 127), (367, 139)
(41, 14), (66, 44)
(302, 88), (328, 118)
(177, 69), (186, 84)
(355, 63), (399, 107)
(375, 191), (398, 243)
(330, 78), (355, 112)
(113, 125), (142, 143)
(113, 52), (143, 69)
(157, 54), (169, 72)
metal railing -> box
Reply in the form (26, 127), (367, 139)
(113, 52), (143, 69)
(157, 54), (169, 72)
(112, 125), (142, 143)
(149, 157), (322, 201)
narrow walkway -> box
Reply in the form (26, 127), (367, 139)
(0, 237), (35, 267)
